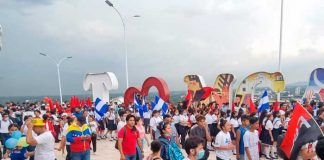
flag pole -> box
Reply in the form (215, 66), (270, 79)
(277, 0), (284, 102)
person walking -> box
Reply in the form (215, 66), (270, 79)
(66, 116), (92, 160)
(118, 114), (144, 160)
(26, 118), (56, 160)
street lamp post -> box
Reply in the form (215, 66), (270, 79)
(105, 0), (129, 89)
(39, 53), (72, 105)
(0, 24), (3, 51)
(277, 0), (284, 102)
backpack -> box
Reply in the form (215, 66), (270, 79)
(115, 127), (126, 150)
(159, 137), (184, 160)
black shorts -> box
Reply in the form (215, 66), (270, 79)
(98, 120), (105, 130)
(272, 128), (280, 141)
(144, 118), (150, 126)
(107, 120), (117, 130)
(209, 123), (219, 137)
(262, 129), (273, 145)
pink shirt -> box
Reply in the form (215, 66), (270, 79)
(135, 125), (145, 139)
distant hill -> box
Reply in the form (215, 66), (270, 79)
(286, 81), (307, 87)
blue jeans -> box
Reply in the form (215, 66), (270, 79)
(70, 150), (90, 160)
(136, 144), (142, 160)
(125, 155), (136, 160)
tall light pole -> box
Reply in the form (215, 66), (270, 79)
(39, 52), (72, 105)
(277, 0), (284, 102)
(0, 24), (3, 51)
(105, 0), (129, 89)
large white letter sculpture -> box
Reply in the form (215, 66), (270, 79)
(83, 72), (118, 103)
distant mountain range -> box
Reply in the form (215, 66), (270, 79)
(286, 81), (308, 87)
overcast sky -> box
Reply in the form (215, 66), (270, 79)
(0, 0), (324, 96)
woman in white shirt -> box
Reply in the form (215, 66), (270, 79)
(272, 111), (282, 142)
(214, 119), (235, 160)
(205, 109), (218, 144)
(143, 109), (152, 134)
(284, 111), (292, 130)
(229, 111), (239, 149)
(262, 113), (275, 159)
(88, 116), (98, 154)
(173, 109), (180, 135)
(105, 108), (117, 141)
(179, 109), (189, 146)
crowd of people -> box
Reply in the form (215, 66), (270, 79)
(0, 98), (323, 160)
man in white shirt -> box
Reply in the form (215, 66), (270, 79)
(26, 118), (55, 160)
(244, 117), (260, 160)
(150, 110), (162, 140)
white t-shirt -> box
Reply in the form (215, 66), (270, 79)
(215, 131), (233, 160)
(205, 114), (217, 124)
(143, 111), (151, 119)
(173, 115), (180, 123)
(89, 121), (98, 134)
(106, 112), (115, 120)
(265, 120), (273, 130)
(284, 117), (290, 129)
(62, 123), (70, 145)
(0, 120), (11, 133)
(243, 130), (259, 160)
(230, 118), (239, 128)
(262, 118), (267, 126)
(117, 121), (126, 132)
(190, 115), (196, 123)
(34, 131), (55, 160)
(150, 117), (162, 131)
(273, 117), (282, 129)
(179, 115), (189, 122)
(238, 118), (242, 126)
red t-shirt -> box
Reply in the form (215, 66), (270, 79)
(118, 125), (139, 155)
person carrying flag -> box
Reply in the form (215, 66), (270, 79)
(281, 102), (324, 160)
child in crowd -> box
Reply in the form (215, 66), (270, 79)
(215, 119), (235, 160)
(146, 140), (162, 160)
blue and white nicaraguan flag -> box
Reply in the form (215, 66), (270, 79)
(94, 98), (109, 121)
(152, 96), (168, 115)
(258, 90), (270, 113)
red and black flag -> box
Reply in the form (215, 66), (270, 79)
(280, 102), (323, 159)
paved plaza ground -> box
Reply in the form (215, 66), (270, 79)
(54, 138), (277, 160)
